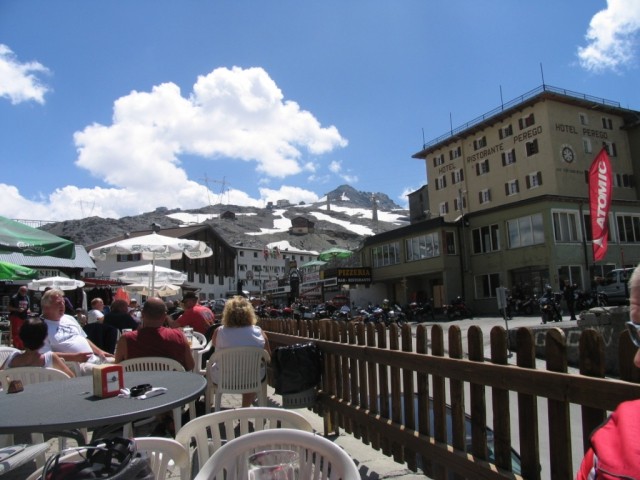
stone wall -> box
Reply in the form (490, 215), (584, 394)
(508, 306), (630, 377)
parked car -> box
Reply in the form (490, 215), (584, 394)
(596, 267), (634, 304)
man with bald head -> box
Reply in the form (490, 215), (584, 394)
(115, 297), (194, 371)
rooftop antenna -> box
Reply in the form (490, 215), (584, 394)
(500, 85), (504, 110)
(422, 128), (426, 149)
(540, 62), (546, 88)
(450, 112), (453, 136)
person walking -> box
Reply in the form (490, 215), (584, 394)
(563, 280), (578, 321)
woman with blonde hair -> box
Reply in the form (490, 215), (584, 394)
(210, 295), (270, 407)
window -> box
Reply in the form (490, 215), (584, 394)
(552, 211), (580, 242)
(451, 168), (464, 184)
(505, 179), (519, 195)
(616, 214), (640, 243)
(476, 159), (490, 175)
(199, 272), (205, 283)
(433, 154), (445, 167)
(475, 273), (501, 299)
(435, 175), (447, 190)
(526, 172), (543, 189)
(117, 254), (141, 262)
(583, 138), (593, 154)
(372, 242), (400, 268)
(439, 202), (449, 215)
(601, 117), (613, 130)
(479, 189), (491, 204)
(253, 251), (258, 258)
(579, 113), (589, 125)
(405, 233), (441, 261)
(526, 139), (539, 156)
(445, 231), (456, 254)
(501, 149), (516, 165)
(614, 173), (635, 188)
(454, 195), (466, 211)
(472, 224), (500, 254)
(603, 141), (617, 157)
(449, 146), (461, 160)
(518, 113), (535, 130)
(473, 136), (487, 150)
(239, 251), (245, 257)
(507, 213), (545, 248)
(499, 124), (513, 139)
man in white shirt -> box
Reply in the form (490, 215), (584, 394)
(40, 289), (113, 375)
(87, 298), (105, 324)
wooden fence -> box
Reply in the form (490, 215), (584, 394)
(262, 318), (640, 480)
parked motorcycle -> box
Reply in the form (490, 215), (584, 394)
(574, 289), (608, 310)
(444, 296), (473, 320)
(408, 301), (436, 322)
(385, 304), (407, 326)
(505, 292), (537, 318)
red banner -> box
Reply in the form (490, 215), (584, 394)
(589, 148), (613, 261)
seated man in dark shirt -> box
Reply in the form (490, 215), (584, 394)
(104, 299), (139, 332)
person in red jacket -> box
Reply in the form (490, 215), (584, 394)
(576, 263), (640, 479)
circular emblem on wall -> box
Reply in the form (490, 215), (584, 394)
(561, 144), (575, 163)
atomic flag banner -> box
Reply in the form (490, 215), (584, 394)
(589, 148), (613, 262)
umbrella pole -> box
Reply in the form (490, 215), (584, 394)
(151, 255), (156, 297)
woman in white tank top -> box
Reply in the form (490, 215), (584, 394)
(210, 296), (270, 407)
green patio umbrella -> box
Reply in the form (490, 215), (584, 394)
(318, 247), (353, 262)
(0, 216), (75, 259)
(0, 260), (38, 281)
(300, 259), (328, 268)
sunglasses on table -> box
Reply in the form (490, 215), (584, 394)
(626, 321), (640, 348)
(130, 384), (152, 397)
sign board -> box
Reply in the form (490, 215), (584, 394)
(496, 286), (508, 310)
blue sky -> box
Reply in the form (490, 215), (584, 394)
(1, 0), (639, 221)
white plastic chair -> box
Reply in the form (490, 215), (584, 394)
(196, 339), (214, 372)
(119, 356), (194, 435)
(204, 347), (271, 412)
(175, 407), (313, 474)
(25, 437), (191, 480)
(193, 428), (360, 480)
(120, 356), (186, 372)
(192, 331), (206, 346)
(0, 346), (20, 368)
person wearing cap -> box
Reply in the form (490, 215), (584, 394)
(169, 291), (215, 336)
(576, 263), (640, 479)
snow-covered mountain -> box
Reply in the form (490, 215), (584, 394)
(41, 185), (410, 252)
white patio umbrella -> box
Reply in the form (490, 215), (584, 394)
(123, 283), (182, 297)
(89, 232), (212, 296)
(110, 263), (187, 285)
(28, 276), (86, 291)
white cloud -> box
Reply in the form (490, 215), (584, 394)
(327, 160), (359, 184)
(578, 0), (640, 72)
(0, 66), (347, 221)
(258, 186), (320, 206)
(0, 44), (50, 104)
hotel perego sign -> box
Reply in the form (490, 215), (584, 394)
(327, 267), (372, 285)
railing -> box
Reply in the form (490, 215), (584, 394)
(263, 319), (640, 480)
(420, 84), (622, 151)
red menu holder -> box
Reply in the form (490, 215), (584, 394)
(92, 364), (124, 398)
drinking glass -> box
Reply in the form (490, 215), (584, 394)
(247, 449), (299, 480)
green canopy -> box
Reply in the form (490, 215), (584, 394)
(318, 247), (353, 262)
(0, 260), (38, 281)
(0, 216), (75, 259)
(300, 260), (328, 268)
